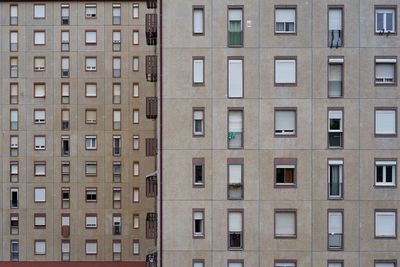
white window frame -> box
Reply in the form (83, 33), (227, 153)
(275, 8), (296, 33)
(85, 136), (97, 150)
(375, 160), (396, 186)
(34, 136), (46, 150)
(34, 241), (46, 255)
(328, 160), (343, 199)
(34, 188), (46, 202)
(375, 8), (396, 33)
(228, 59), (243, 98)
(275, 59), (296, 85)
(375, 211), (397, 238)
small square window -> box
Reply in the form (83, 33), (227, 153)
(34, 84), (46, 98)
(86, 188), (97, 202)
(86, 57), (97, 71)
(34, 161), (46, 176)
(375, 160), (396, 186)
(375, 108), (397, 137)
(86, 110), (97, 124)
(34, 110), (46, 124)
(86, 83), (97, 97)
(376, 7), (396, 33)
(85, 31), (97, 45)
(274, 158), (296, 186)
(34, 240), (46, 255)
(34, 31), (45, 45)
(85, 136), (97, 150)
(34, 4), (45, 19)
(375, 58), (397, 85)
(86, 214), (97, 228)
(85, 240), (97, 255)
(34, 214), (46, 229)
(34, 188), (46, 202)
(275, 210), (296, 238)
(34, 136), (46, 150)
(275, 58), (296, 85)
(275, 7), (296, 33)
(85, 4), (97, 18)
(275, 109), (296, 136)
(86, 162), (97, 176)
(34, 57), (45, 71)
(375, 210), (397, 238)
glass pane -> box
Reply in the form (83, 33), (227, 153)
(376, 166), (383, 182)
(386, 13), (393, 31)
(386, 166), (393, 183)
(377, 13), (384, 31)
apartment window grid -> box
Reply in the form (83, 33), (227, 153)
(61, 4), (69, 25)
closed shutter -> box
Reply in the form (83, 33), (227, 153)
(376, 212), (396, 236)
(35, 241), (45, 254)
(62, 216), (70, 226)
(193, 9), (203, 33)
(86, 163), (96, 174)
(11, 110), (18, 121)
(228, 60), (243, 97)
(276, 111), (295, 132)
(275, 60), (296, 83)
(62, 110), (69, 121)
(35, 84), (45, 97)
(229, 9), (242, 22)
(35, 216), (45, 226)
(62, 31), (69, 42)
(228, 111), (242, 132)
(35, 58), (45, 69)
(35, 137), (45, 147)
(329, 64), (342, 81)
(86, 84), (96, 96)
(113, 31), (121, 42)
(194, 111), (203, 120)
(35, 110), (45, 120)
(11, 6), (17, 16)
(376, 64), (395, 79)
(276, 9), (295, 23)
(114, 110), (121, 122)
(146, 138), (157, 156)
(229, 165), (242, 184)
(329, 9), (342, 30)
(133, 163), (139, 176)
(86, 110), (96, 121)
(86, 58), (96, 68)
(35, 163), (45, 175)
(62, 242), (70, 253)
(86, 216), (96, 226)
(275, 212), (295, 235)
(62, 85), (69, 96)
(113, 242), (121, 252)
(113, 6), (121, 16)
(228, 264), (243, 267)
(35, 188), (45, 201)
(114, 84), (121, 96)
(376, 110), (396, 134)
(62, 6), (69, 16)
(11, 32), (18, 43)
(86, 242), (96, 254)
(11, 164), (18, 174)
(328, 212), (342, 234)
(62, 58), (69, 69)
(194, 263), (204, 267)
(133, 215), (139, 228)
(193, 59), (204, 83)
(133, 189), (139, 202)
(35, 32), (45, 44)
(228, 212), (242, 232)
(114, 190), (121, 200)
(35, 5), (45, 18)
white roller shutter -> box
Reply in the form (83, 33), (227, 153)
(62, 6), (69, 16)
(62, 242), (70, 253)
(275, 111), (295, 132)
(113, 58), (121, 69)
(35, 32), (45, 44)
(133, 189), (139, 202)
(86, 242), (97, 254)
(275, 60), (296, 84)
(114, 110), (121, 121)
(35, 216), (45, 226)
(86, 216), (97, 226)
(113, 31), (121, 42)
(229, 165), (242, 184)
(62, 58), (69, 69)
(329, 9), (342, 30)
(34, 188), (46, 202)
(86, 84), (96, 96)
(193, 59), (204, 84)
(228, 212), (242, 232)
(376, 64), (395, 79)
(229, 9), (242, 21)
(376, 110), (396, 134)
(11, 6), (18, 16)
(62, 216), (70, 226)
(375, 264), (395, 267)
(113, 6), (121, 16)
(11, 110), (18, 121)
(35, 84), (45, 97)
(328, 212), (342, 233)
(228, 60), (243, 97)
(34, 5), (45, 18)
(275, 212), (295, 235)
(62, 31), (69, 42)
(229, 111), (242, 132)
(35, 241), (45, 254)
(376, 212), (396, 236)
(276, 9), (295, 22)
(194, 111), (203, 120)
(193, 9), (203, 33)
(11, 32), (18, 43)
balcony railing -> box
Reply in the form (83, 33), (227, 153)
(228, 184), (243, 199)
(146, 14), (157, 45)
(329, 30), (342, 48)
(328, 233), (343, 249)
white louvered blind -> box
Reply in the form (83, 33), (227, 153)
(228, 212), (242, 232)
(376, 110), (396, 134)
(193, 59), (204, 84)
(193, 9), (203, 33)
(275, 60), (296, 83)
(329, 9), (342, 30)
(328, 212), (342, 233)
(276, 9), (295, 22)
(229, 165), (242, 184)
(275, 111), (295, 133)
(275, 212), (295, 235)
(228, 60), (243, 97)
(376, 212), (396, 236)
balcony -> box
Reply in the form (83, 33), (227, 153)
(146, 213), (157, 239)
(146, 97), (157, 119)
(146, 56), (157, 82)
(328, 233), (343, 249)
(146, 14), (157, 45)
(146, 172), (157, 197)
(146, 138), (157, 156)
(329, 30), (342, 48)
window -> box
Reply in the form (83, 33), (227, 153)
(34, 188), (46, 202)
(11, 240), (18, 261)
(275, 7), (296, 33)
(61, 57), (69, 77)
(113, 110), (121, 130)
(10, 215), (19, 235)
(133, 30), (139, 45)
(61, 31), (70, 51)
(375, 210), (397, 238)
(113, 241), (122, 261)
(375, 58), (397, 85)
(10, 83), (18, 104)
(328, 58), (344, 97)
(113, 32), (121, 51)
(133, 109), (139, 124)
(34, 214), (46, 229)
(10, 136), (18, 157)
(146, 175), (157, 197)
(228, 158), (243, 199)
(86, 188), (97, 202)
(275, 58), (296, 85)
(375, 108), (397, 136)
(328, 7), (343, 47)
(34, 136), (46, 150)
(275, 262), (296, 267)
(10, 57), (18, 78)
(133, 214), (139, 229)
(146, 212), (157, 239)
(228, 261), (244, 267)
(34, 31), (45, 45)
(34, 4), (45, 19)
(34, 240), (46, 255)
(85, 4), (96, 18)
(85, 240), (97, 255)
(113, 188), (121, 209)
(113, 136), (121, 156)
(228, 210), (243, 249)
(34, 161), (46, 176)
(61, 214), (70, 237)
(62, 136), (70, 156)
(34, 84), (45, 98)
(133, 83), (139, 97)
(86, 162), (97, 176)
(10, 162), (19, 182)
(375, 261), (396, 267)
(10, 31), (18, 52)
(275, 210), (296, 238)
(133, 3), (139, 19)
(328, 109), (343, 148)
(62, 162), (70, 182)
(133, 188), (140, 203)
(61, 241), (70, 261)
(132, 240), (139, 255)
(133, 57), (139, 71)
(85, 31), (97, 45)
(113, 215), (121, 235)
(34, 110), (46, 124)
(133, 135), (139, 150)
(86, 110), (97, 124)
(328, 159), (343, 199)
(193, 57), (204, 86)
(275, 109), (296, 136)
(275, 158), (296, 186)
(85, 214), (97, 228)
(11, 188), (18, 208)
(10, 5), (18, 25)
(133, 162), (139, 176)
(86, 57), (97, 71)
(375, 160), (396, 186)
(61, 83), (70, 104)
(193, 209), (204, 238)
(61, 109), (69, 130)
(86, 83), (97, 97)
(85, 136), (97, 150)
(328, 261), (343, 267)
(62, 188), (70, 209)
(10, 110), (18, 130)
(228, 58), (243, 97)
(113, 83), (121, 103)
(228, 109), (243, 149)
(376, 7), (396, 33)
(34, 57), (45, 71)
(113, 4), (121, 25)
(193, 260), (205, 267)
(61, 4), (69, 25)
(193, 108), (204, 136)
(228, 7), (243, 47)
(328, 210), (343, 250)
(193, 6), (204, 35)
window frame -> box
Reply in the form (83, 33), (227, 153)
(10, 4), (18, 26)
(113, 109), (121, 130)
(113, 57), (121, 77)
(327, 209), (344, 251)
(133, 135), (140, 150)
(85, 30), (97, 45)
(113, 83), (121, 103)
(61, 109), (70, 131)
(274, 107), (297, 137)
(85, 187), (97, 203)
(85, 161), (97, 176)
(274, 5), (297, 35)
(193, 56), (205, 87)
(133, 109), (139, 124)
(85, 3), (97, 19)
(10, 30), (18, 52)
(132, 239), (139, 255)
(227, 6), (244, 48)
(34, 83), (46, 98)
(374, 260), (397, 267)
(274, 209), (297, 239)
(85, 56), (97, 72)
(113, 239), (122, 260)
(374, 56), (397, 86)
(10, 214), (19, 235)
(34, 213), (46, 229)
(375, 107), (397, 137)
(227, 158), (244, 200)
(133, 83), (139, 98)
(132, 3), (139, 19)
(34, 161), (46, 176)
(61, 3), (70, 25)
(112, 3), (121, 25)
(327, 108), (344, 149)
(33, 4), (46, 19)
(85, 213), (98, 229)
(274, 158), (297, 188)
(133, 30), (139, 45)
(327, 56), (344, 98)
(375, 5), (397, 34)
(327, 260), (344, 267)
(375, 158), (397, 187)
(227, 209), (244, 250)
(85, 109), (97, 124)
(132, 56), (139, 72)
(10, 109), (18, 131)
(85, 240), (97, 255)
(85, 135), (97, 150)
(227, 107), (244, 149)
(193, 208), (205, 239)
(34, 240), (46, 255)
(227, 56), (244, 98)
(10, 56), (18, 78)
(193, 259), (205, 267)
(34, 30), (46, 46)
(113, 187), (122, 209)
(274, 56), (297, 86)
(375, 209), (397, 239)
(133, 214), (140, 229)
(34, 56), (46, 72)
(61, 187), (70, 209)
(327, 158), (344, 200)
(61, 56), (70, 78)
(34, 187), (46, 203)
(61, 30), (70, 51)
(85, 83), (97, 98)
(193, 6), (205, 36)
(10, 83), (19, 104)
(274, 260), (297, 267)
(34, 135), (46, 150)
(34, 109), (46, 124)
(327, 6), (344, 47)
(193, 107), (205, 137)
(10, 188), (19, 209)
(10, 161), (19, 182)
(61, 239), (70, 261)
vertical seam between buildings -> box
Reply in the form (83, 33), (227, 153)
(210, 0), (214, 265)
(310, 0), (314, 266)
(358, 0), (361, 265)
(257, 0), (261, 265)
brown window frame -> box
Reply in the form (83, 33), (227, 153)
(61, 187), (70, 209)
(85, 213), (98, 229)
(227, 6), (244, 48)
(34, 213), (46, 229)
(327, 56), (344, 98)
(227, 209), (244, 250)
(193, 259), (205, 267)
(132, 56), (140, 72)
(33, 56), (46, 72)
(133, 109), (139, 124)
(61, 239), (70, 261)
(112, 3), (121, 25)
(85, 83), (97, 98)
(375, 209), (397, 239)
(274, 209), (297, 239)
(85, 56), (97, 72)
(327, 209), (344, 251)
(227, 107), (244, 149)
(193, 209), (205, 238)
(85, 161), (97, 176)
(113, 161), (121, 183)
(132, 3), (139, 19)
(274, 56), (297, 87)
(34, 187), (46, 203)
(34, 109), (46, 124)
(61, 83), (70, 104)
(85, 3), (97, 19)
(274, 158), (297, 188)
(61, 3), (70, 25)
(85, 135), (97, 151)
(374, 158), (397, 188)
(327, 158), (344, 200)
(10, 188), (19, 209)
(327, 6), (344, 47)
(85, 109), (97, 124)
(10, 83), (19, 104)
(374, 56), (398, 86)
(61, 161), (70, 183)
(61, 30), (70, 51)
(85, 240), (97, 255)
(227, 158), (244, 200)
(374, 107), (398, 137)
(375, 5), (397, 35)
(33, 4), (46, 19)
(85, 30), (97, 45)
(193, 6), (205, 36)
(193, 56), (205, 87)
(113, 82), (121, 103)
(113, 239), (122, 260)
(192, 158), (205, 187)
(274, 107), (297, 137)
(10, 4), (18, 26)
(193, 107), (205, 137)
(274, 5), (297, 35)
(33, 30), (46, 46)
(374, 260), (397, 267)
(34, 161), (46, 176)
(10, 30), (18, 52)
(85, 188), (97, 203)
(10, 56), (18, 78)
(10, 135), (19, 157)
(132, 239), (139, 255)
(132, 30), (139, 45)
(34, 240), (46, 255)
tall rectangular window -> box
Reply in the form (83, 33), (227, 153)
(375, 160), (396, 186)
(328, 109), (343, 148)
(10, 31), (18, 52)
(228, 58), (243, 98)
(10, 83), (18, 104)
(133, 214), (139, 229)
(10, 57), (18, 78)
(10, 162), (18, 182)
(113, 215), (121, 234)
(61, 240), (70, 261)
(61, 57), (69, 77)
(328, 7), (343, 47)
(193, 158), (204, 187)
(113, 188), (121, 209)
(193, 210), (204, 238)
(10, 5), (18, 25)
(228, 210), (243, 249)
(133, 136), (139, 150)
(193, 7), (204, 35)
(375, 108), (397, 137)
(375, 57), (397, 85)
(375, 210), (397, 238)
(113, 240), (121, 261)
(376, 7), (396, 33)
(113, 32), (121, 51)
(228, 110), (243, 149)
(275, 58), (296, 85)
(10, 136), (18, 157)
(62, 162), (70, 182)
(113, 110), (121, 130)
(133, 30), (139, 45)
(10, 215), (19, 235)
(328, 210), (343, 250)
(133, 188), (140, 203)
(328, 58), (343, 97)
(132, 240), (139, 255)
(133, 110), (139, 124)
(133, 83), (139, 97)
(113, 83), (121, 104)
(133, 4), (139, 19)
(275, 7), (296, 33)
(113, 136), (121, 156)
(10, 110), (18, 130)
(193, 57), (204, 86)
(62, 109), (70, 130)
(228, 7), (243, 47)
(34, 31), (45, 45)
(113, 4), (121, 25)
(113, 58), (121, 78)
(11, 241), (19, 261)
(275, 109), (296, 136)
(62, 188), (70, 209)
(61, 4), (69, 25)
(228, 158), (243, 199)
(328, 159), (343, 199)
(62, 136), (70, 156)
(61, 83), (70, 104)
(34, 4), (45, 19)
(113, 162), (121, 183)
(133, 162), (139, 176)
(11, 188), (18, 209)
(193, 108), (204, 136)
(133, 57), (139, 71)
(61, 31), (70, 51)
(274, 210), (296, 238)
